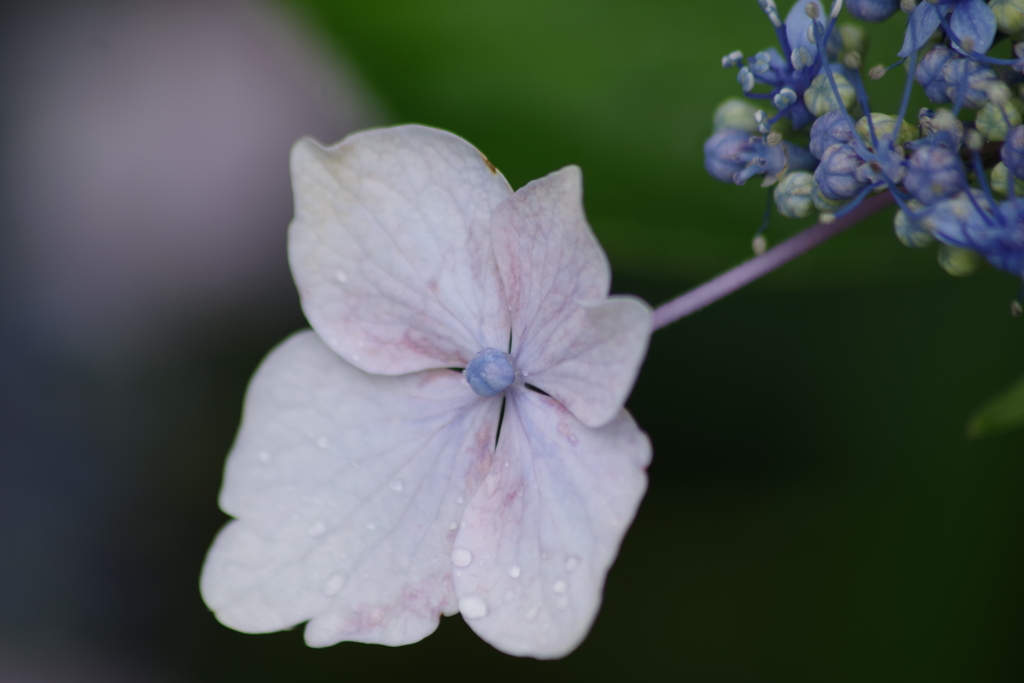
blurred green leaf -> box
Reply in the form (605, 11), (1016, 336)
(967, 373), (1024, 438)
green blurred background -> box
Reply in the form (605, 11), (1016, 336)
(0, 1), (1020, 681)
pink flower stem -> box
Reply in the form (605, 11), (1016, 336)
(651, 190), (897, 331)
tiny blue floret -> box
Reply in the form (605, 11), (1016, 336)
(464, 347), (515, 397)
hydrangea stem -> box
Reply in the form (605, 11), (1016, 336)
(651, 190), (896, 330)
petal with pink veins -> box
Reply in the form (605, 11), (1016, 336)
(201, 330), (501, 647)
(289, 125), (513, 375)
(451, 387), (651, 658)
(492, 166), (651, 427)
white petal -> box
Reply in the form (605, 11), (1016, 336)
(492, 166), (651, 427)
(289, 125), (513, 375)
(200, 330), (500, 647)
(451, 387), (651, 658)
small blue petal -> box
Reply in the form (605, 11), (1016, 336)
(898, 1), (946, 59)
(464, 348), (515, 397)
(949, 0), (997, 56)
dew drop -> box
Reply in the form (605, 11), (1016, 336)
(389, 480), (403, 492)
(334, 270), (348, 283)
(448, 522), (458, 530)
(459, 595), (488, 620)
(508, 565), (521, 579)
(456, 496), (464, 504)
(322, 574), (345, 596)
(316, 436), (329, 449)
(564, 556), (580, 573)
(366, 522), (376, 531)
(257, 451), (271, 463)
(552, 579), (567, 594)
(504, 460), (510, 468)
(451, 549), (473, 567)
(524, 606), (539, 622)
(307, 520), (327, 537)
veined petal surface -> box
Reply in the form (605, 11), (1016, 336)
(949, 0), (996, 56)
(200, 331), (500, 646)
(492, 166), (651, 427)
(898, 1), (945, 58)
(289, 125), (513, 375)
(451, 387), (651, 658)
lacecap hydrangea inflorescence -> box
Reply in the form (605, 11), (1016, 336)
(704, 0), (1024, 296)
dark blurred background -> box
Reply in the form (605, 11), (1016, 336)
(0, 1), (1020, 681)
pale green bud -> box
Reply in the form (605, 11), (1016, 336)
(893, 200), (933, 248)
(713, 98), (760, 134)
(855, 113), (918, 148)
(938, 245), (981, 277)
(773, 171), (815, 218)
(975, 99), (1023, 141)
(990, 0), (1024, 37)
(804, 72), (856, 117)
(839, 24), (868, 55)
(991, 162), (1024, 195)
(811, 180), (848, 211)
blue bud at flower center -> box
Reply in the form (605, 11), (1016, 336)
(464, 348), (515, 397)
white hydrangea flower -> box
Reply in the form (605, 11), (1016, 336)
(200, 125), (653, 658)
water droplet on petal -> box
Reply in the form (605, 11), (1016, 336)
(504, 460), (509, 467)
(456, 496), (464, 504)
(459, 595), (488, 619)
(316, 436), (329, 449)
(509, 565), (521, 578)
(451, 549), (472, 567)
(334, 270), (348, 283)
(323, 574), (345, 596)
(524, 606), (539, 621)
(307, 520), (327, 537)
(448, 522), (458, 530)
(389, 480), (403, 492)
(564, 556), (580, 573)
(552, 579), (567, 594)
(366, 522), (376, 531)
(257, 451), (271, 463)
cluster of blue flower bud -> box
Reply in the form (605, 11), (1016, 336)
(704, 0), (1024, 296)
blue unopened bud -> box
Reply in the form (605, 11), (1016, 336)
(809, 110), (856, 158)
(814, 143), (870, 200)
(704, 129), (814, 186)
(738, 66), (756, 92)
(846, 0), (900, 22)
(774, 171), (815, 218)
(855, 144), (907, 186)
(1001, 125), (1024, 178)
(904, 144), (964, 205)
(916, 45), (955, 104)
(942, 59), (999, 110)
(464, 348), (515, 397)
